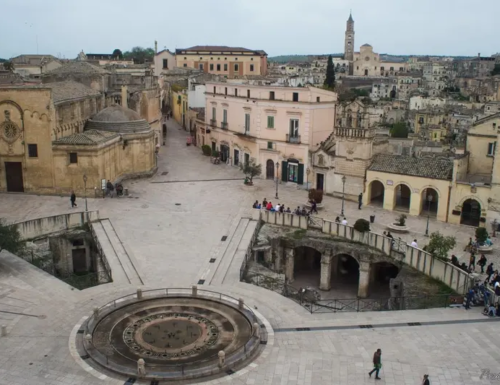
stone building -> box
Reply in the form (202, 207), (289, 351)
(175, 46), (268, 77)
(10, 54), (62, 79)
(153, 49), (175, 77)
(344, 13), (355, 63)
(0, 82), (156, 195)
(43, 61), (110, 93)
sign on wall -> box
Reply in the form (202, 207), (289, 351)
(386, 180), (393, 186)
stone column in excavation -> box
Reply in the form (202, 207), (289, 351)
(284, 248), (295, 283)
(358, 261), (371, 298)
(319, 252), (332, 291)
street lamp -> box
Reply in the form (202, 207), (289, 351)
(275, 162), (280, 199)
(83, 174), (88, 213)
(425, 193), (433, 237)
(341, 175), (347, 216)
(306, 167), (311, 191)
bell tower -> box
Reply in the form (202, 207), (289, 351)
(344, 12), (355, 62)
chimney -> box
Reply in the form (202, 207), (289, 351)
(155, 40), (158, 54)
(121, 85), (128, 109)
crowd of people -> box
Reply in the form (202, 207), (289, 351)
(252, 198), (319, 216)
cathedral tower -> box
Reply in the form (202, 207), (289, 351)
(344, 12), (355, 62)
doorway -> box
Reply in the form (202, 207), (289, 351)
(316, 173), (324, 190)
(461, 199), (481, 227)
(244, 153), (250, 166)
(4, 162), (24, 192)
(234, 149), (239, 166)
(220, 145), (229, 163)
(266, 159), (275, 179)
(72, 249), (87, 274)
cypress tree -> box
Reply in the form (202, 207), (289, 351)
(324, 55), (336, 89)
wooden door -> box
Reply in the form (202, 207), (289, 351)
(4, 162), (24, 192)
(266, 160), (274, 179)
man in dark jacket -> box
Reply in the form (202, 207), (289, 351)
(70, 191), (77, 208)
(368, 348), (382, 379)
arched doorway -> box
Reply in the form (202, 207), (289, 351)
(461, 199), (481, 227)
(420, 188), (438, 217)
(266, 159), (275, 180)
(293, 246), (322, 287)
(369, 180), (385, 206)
(330, 254), (359, 298)
(394, 184), (411, 212)
(370, 262), (399, 298)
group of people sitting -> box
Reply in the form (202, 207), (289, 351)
(252, 198), (317, 216)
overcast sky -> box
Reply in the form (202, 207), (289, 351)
(1, 0), (498, 59)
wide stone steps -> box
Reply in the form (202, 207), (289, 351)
(91, 219), (143, 286)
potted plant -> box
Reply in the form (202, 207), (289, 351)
(354, 218), (371, 242)
(387, 213), (409, 233)
(201, 145), (212, 156)
(240, 159), (262, 186)
(306, 189), (324, 210)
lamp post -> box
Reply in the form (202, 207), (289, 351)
(83, 174), (88, 213)
(425, 193), (433, 237)
(341, 175), (346, 216)
(275, 162), (280, 199)
(306, 167), (311, 191)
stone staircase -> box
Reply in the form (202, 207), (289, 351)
(90, 219), (143, 286)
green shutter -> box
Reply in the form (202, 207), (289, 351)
(281, 161), (288, 182)
(267, 116), (274, 128)
(297, 164), (304, 185)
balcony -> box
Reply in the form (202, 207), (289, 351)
(286, 134), (301, 144)
(221, 121), (228, 130)
(210, 119), (216, 127)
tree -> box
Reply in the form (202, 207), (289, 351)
(3, 60), (14, 72)
(475, 227), (488, 244)
(425, 232), (456, 261)
(323, 55), (336, 89)
(0, 219), (23, 254)
(112, 49), (123, 59)
(491, 64), (500, 76)
(390, 122), (409, 138)
(239, 158), (262, 183)
(354, 218), (370, 233)
(123, 47), (154, 64)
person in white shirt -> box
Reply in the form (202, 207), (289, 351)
(341, 217), (348, 225)
(275, 204), (280, 212)
(411, 239), (418, 248)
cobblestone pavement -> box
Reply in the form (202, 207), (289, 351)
(0, 120), (499, 384)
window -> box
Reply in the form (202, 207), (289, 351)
(247, 89), (250, 98)
(250, 64), (254, 72)
(244, 113), (250, 132)
(289, 119), (299, 137)
(210, 64), (214, 71)
(212, 107), (216, 120)
(235, 88), (238, 97)
(292, 92), (299, 102)
(162, 59), (168, 69)
(217, 64), (221, 71)
(213, 86), (216, 94)
(183, 63), (187, 67)
(316, 97), (320, 102)
(269, 91), (275, 100)
(267, 141), (273, 149)
(28, 144), (38, 158)
(69, 152), (78, 164)
(251, 58), (254, 61)
(488, 142), (497, 156)
(224, 64), (228, 71)
(223, 109), (227, 123)
(267, 116), (274, 128)
(199, 64), (204, 70)
(493, 123), (497, 129)
(225, 87), (227, 95)
(235, 57), (238, 61)
(234, 64), (239, 71)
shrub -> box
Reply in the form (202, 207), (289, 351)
(308, 189), (324, 204)
(354, 218), (370, 233)
(475, 227), (488, 244)
(425, 232), (456, 262)
(239, 158), (262, 182)
(0, 220), (23, 254)
(211, 149), (219, 157)
(396, 214), (407, 226)
(201, 145), (211, 156)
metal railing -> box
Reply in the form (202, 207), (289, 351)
(286, 134), (301, 143)
(89, 222), (112, 282)
(210, 119), (216, 127)
(221, 121), (228, 130)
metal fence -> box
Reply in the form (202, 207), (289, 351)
(239, 220), (261, 281)
(245, 272), (461, 313)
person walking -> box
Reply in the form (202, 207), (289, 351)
(309, 199), (318, 215)
(368, 348), (382, 380)
(469, 253), (476, 271)
(478, 255), (487, 274)
(70, 191), (77, 208)
(422, 374), (430, 385)
(358, 193), (363, 210)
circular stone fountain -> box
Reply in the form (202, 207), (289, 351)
(77, 289), (267, 381)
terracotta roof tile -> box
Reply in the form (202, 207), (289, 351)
(369, 154), (453, 180)
(52, 129), (118, 145)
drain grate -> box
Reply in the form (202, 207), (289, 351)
(209, 258), (216, 263)
(197, 279), (205, 285)
(175, 203), (181, 206)
(408, 322), (422, 326)
(221, 236), (227, 241)
(226, 369), (235, 375)
(260, 340), (268, 345)
(161, 172), (168, 176)
(124, 379), (136, 384)
(77, 329), (84, 334)
(295, 327), (311, 331)
(359, 325), (373, 329)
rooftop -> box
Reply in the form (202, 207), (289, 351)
(47, 81), (102, 104)
(369, 154), (453, 180)
(176, 46), (267, 56)
(44, 61), (109, 75)
(52, 129), (118, 145)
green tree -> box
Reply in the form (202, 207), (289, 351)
(491, 64), (500, 76)
(112, 49), (123, 59)
(3, 60), (14, 72)
(123, 47), (154, 64)
(0, 219), (23, 254)
(323, 55), (336, 89)
(475, 227), (488, 244)
(390, 122), (409, 138)
(239, 158), (262, 183)
(425, 232), (456, 261)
